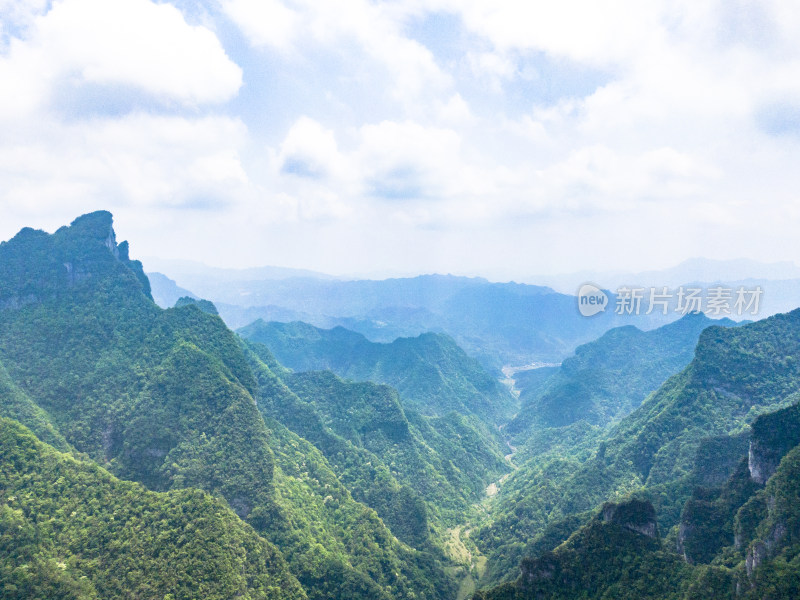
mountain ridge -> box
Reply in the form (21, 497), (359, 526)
(238, 319), (518, 425)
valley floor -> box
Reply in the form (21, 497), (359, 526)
(445, 404), (522, 599)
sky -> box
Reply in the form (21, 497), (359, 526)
(1, 0), (800, 280)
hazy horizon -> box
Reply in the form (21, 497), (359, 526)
(142, 253), (800, 289)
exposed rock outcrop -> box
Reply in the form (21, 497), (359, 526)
(748, 401), (800, 484)
(600, 498), (659, 538)
(746, 541), (767, 578)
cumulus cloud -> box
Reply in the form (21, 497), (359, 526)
(4, 0), (800, 276)
(0, 114), (249, 218)
(221, 0), (448, 106)
(0, 0), (249, 241)
(222, 0), (299, 51)
(0, 0), (241, 119)
(535, 145), (720, 212)
(278, 117), (349, 181)
(356, 121), (461, 199)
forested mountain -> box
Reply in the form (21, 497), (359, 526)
(475, 400), (800, 599)
(505, 313), (739, 466)
(243, 340), (509, 551)
(508, 313), (737, 434)
(4, 211), (800, 600)
(239, 320), (518, 425)
(475, 314), (742, 580)
(0, 212), (463, 599)
(474, 309), (800, 597)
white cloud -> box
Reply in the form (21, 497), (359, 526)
(265, 115), (529, 231)
(278, 117), (350, 181)
(0, 0), (49, 42)
(449, 0), (662, 66)
(466, 50), (516, 91)
(0, 0), (241, 119)
(221, 0), (299, 51)
(535, 145), (720, 213)
(435, 93), (473, 125)
(0, 113), (250, 225)
(222, 0), (448, 107)
(0, 0), (250, 241)
(356, 120), (462, 198)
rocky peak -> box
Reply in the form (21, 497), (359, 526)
(0, 210), (153, 306)
(66, 210), (116, 247)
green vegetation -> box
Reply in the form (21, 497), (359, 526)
(475, 311), (800, 585)
(174, 295), (219, 315)
(0, 212), (462, 599)
(475, 429), (800, 600)
(507, 313), (737, 444)
(257, 414), (456, 600)
(8, 211), (800, 600)
(475, 310), (800, 598)
(284, 369), (510, 514)
(243, 339), (508, 559)
(473, 500), (691, 600)
(238, 320), (518, 424)
(0, 359), (69, 452)
(0, 417), (305, 600)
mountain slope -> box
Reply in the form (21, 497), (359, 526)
(474, 500), (692, 600)
(0, 416), (305, 600)
(283, 367), (510, 520)
(243, 340), (508, 555)
(0, 214), (275, 520)
(477, 309), (800, 588)
(0, 358), (69, 452)
(239, 320), (518, 424)
(475, 400), (800, 600)
(606, 309), (800, 487)
(508, 313), (737, 436)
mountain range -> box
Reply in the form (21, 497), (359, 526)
(148, 256), (800, 374)
(4, 211), (800, 599)
(530, 257), (800, 294)
(238, 319), (518, 425)
(148, 269), (684, 371)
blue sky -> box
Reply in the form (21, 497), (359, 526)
(1, 0), (800, 279)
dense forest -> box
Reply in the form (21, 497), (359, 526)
(3, 211), (800, 599)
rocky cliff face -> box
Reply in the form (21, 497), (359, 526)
(745, 520), (787, 578)
(600, 499), (659, 539)
(748, 440), (773, 485)
(748, 401), (800, 484)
